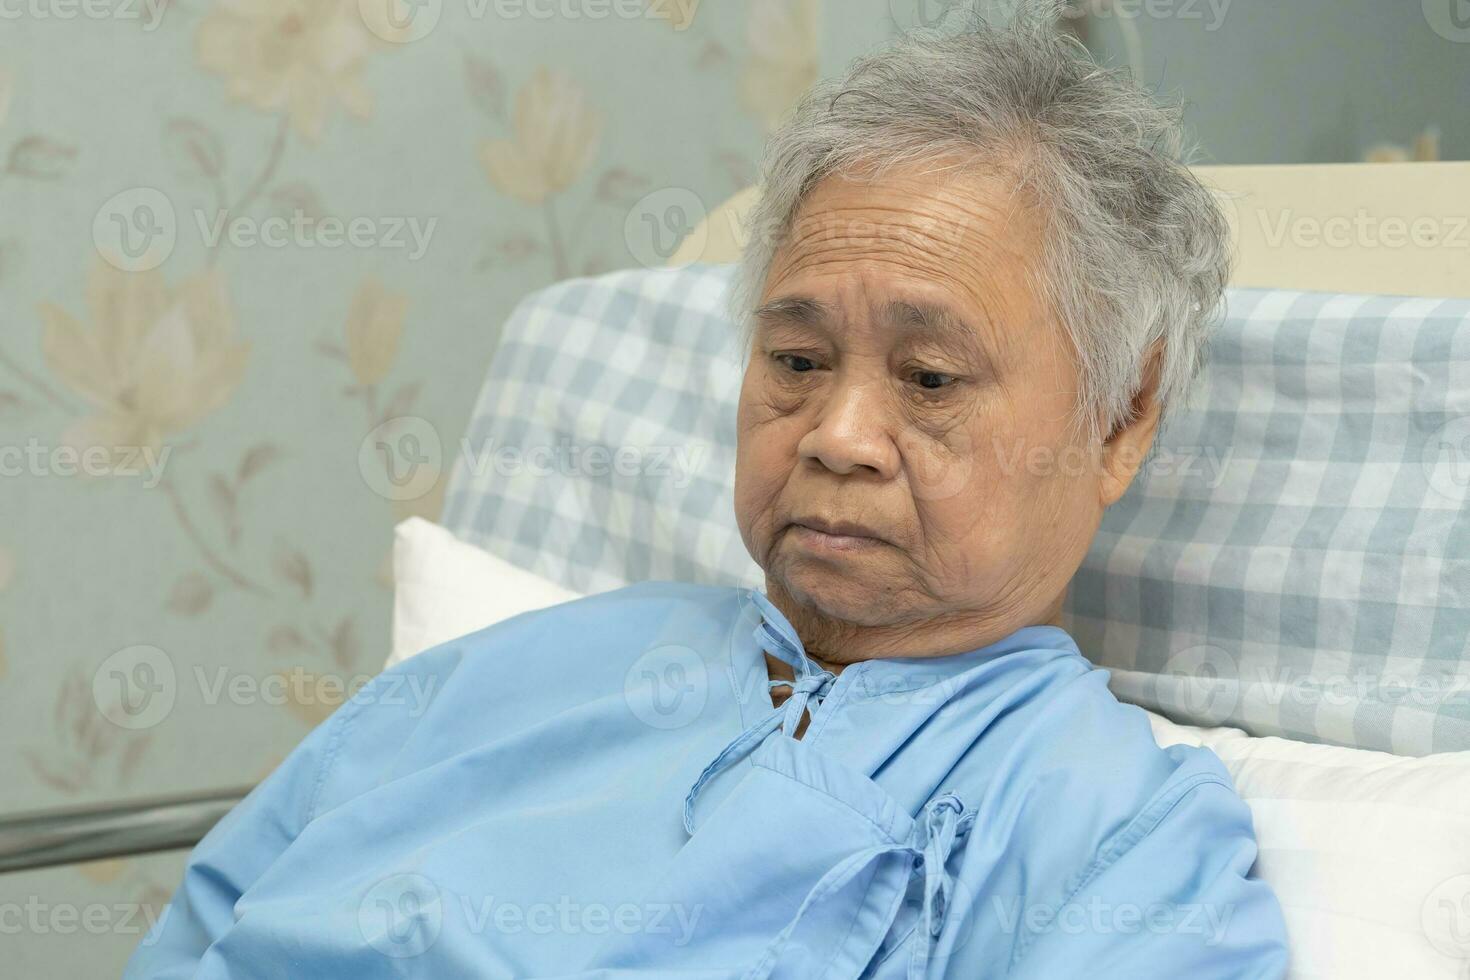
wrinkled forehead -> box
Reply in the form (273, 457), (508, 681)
(757, 164), (1052, 359)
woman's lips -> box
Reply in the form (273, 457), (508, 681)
(787, 518), (887, 553)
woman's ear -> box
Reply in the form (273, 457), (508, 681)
(1098, 343), (1164, 508)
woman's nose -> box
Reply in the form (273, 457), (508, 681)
(795, 378), (900, 479)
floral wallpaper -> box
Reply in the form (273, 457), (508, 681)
(0, 0), (906, 972)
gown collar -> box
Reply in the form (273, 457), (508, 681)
(741, 586), (1080, 694)
(700, 587), (1081, 835)
(702, 587), (1050, 979)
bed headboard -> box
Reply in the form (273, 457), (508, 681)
(670, 162), (1470, 299)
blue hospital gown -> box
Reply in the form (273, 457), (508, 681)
(125, 582), (1289, 978)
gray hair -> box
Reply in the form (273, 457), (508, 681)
(733, 0), (1231, 442)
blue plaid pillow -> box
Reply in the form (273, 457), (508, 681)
(442, 265), (1470, 756)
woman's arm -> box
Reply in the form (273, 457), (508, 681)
(121, 654), (451, 978)
(1007, 756), (1290, 980)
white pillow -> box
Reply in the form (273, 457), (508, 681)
(387, 521), (1470, 979)
(1147, 713), (1470, 979)
(387, 518), (582, 669)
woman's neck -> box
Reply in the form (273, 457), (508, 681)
(763, 580), (1069, 666)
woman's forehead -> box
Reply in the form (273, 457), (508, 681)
(769, 169), (1039, 284)
(756, 170), (1053, 361)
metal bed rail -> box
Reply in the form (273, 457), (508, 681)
(0, 786), (251, 874)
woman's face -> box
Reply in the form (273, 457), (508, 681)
(734, 165), (1153, 661)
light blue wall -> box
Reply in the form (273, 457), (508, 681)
(1080, 1), (1467, 163)
(833, 1), (1467, 164)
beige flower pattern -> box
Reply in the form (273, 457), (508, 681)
(39, 261), (249, 460)
(740, 0), (820, 132)
(479, 67), (603, 207)
(345, 278), (407, 388)
(195, 0), (381, 141)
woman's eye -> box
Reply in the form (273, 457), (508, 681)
(913, 370), (956, 390)
(775, 353), (818, 373)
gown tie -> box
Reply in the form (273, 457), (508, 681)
(683, 591), (837, 834)
(743, 793), (976, 980)
(682, 661), (836, 834)
(686, 592), (976, 976)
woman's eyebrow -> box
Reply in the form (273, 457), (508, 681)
(753, 296), (832, 331)
(753, 296), (999, 370)
(881, 299), (975, 344)
(881, 299), (998, 371)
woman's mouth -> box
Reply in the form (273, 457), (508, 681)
(787, 517), (887, 553)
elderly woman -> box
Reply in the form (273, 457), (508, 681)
(128, 6), (1288, 979)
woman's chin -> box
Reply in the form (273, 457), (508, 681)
(769, 560), (903, 630)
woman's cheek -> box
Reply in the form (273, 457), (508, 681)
(734, 446), (783, 562)
(897, 428), (975, 504)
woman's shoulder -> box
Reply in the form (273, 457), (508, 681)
(306, 580), (752, 813)
(381, 578), (750, 701)
(1002, 653), (1237, 794)
(959, 652), (1249, 867)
